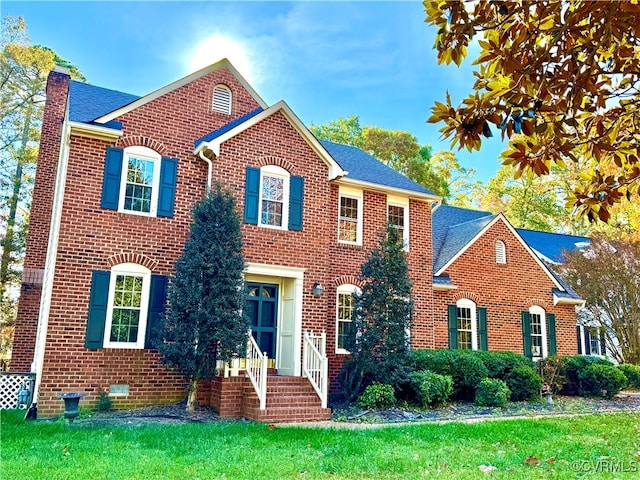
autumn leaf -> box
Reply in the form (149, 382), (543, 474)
(524, 455), (541, 466)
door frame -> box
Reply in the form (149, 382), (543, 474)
(244, 263), (305, 376)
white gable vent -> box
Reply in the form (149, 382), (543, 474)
(495, 240), (506, 264)
(213, 85), (232, 114)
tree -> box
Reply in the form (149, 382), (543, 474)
(158, 187), (249, 411)
(425, 1), (640, 222)
(477, 164), (575, 232)
(0, 16), (83, 363)
(562, 235), (640, 365)
(339, 225), (414, 402)
(429, 150), (482, 207)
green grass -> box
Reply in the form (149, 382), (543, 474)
(2, 410), (639, 479)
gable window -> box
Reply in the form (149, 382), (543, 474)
(101, 146), (178, 218)
(495, 240), (506, 264)
(447, 300), (487, 351)
(212, 84), (232, 114)
(387, 196), (409, 250)
(85, 265), (168, 350)
(522, 306), (557, 360)
(338, 187), (363, 245)
(244, 166), (304, 230)
(336, 284), (361, 353)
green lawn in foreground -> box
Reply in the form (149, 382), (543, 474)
(1, 410), (639, 479)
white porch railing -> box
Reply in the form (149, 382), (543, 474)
(245, 331), (268, 410)
(303, 330), (328, 408)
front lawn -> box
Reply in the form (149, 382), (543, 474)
(2, 410), (639, 479)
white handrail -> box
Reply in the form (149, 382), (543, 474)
(303, 330), (328, 408)
(245, 331), (268, 410)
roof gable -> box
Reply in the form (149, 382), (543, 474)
(93, 58), (267, 124)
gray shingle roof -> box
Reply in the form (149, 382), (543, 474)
(319, 140), (436, 196)
(69, 80), (139, 123)
(516, 228), (590, 264)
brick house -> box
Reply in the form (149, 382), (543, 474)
(11, 60), (584, 421)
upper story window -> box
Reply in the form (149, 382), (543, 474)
(213, 84), (232, 114)
(101, 147), (178, 218)
(387, 195), (409, 251)
(243, 166), (304, 231)
(336, 283), (361, 353)
(104, 263), (151, 349)
(338, 186), (363, 245)
(260, 166), (290, 228)
(495, 240), (506, 264)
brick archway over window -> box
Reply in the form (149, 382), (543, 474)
(256, 156), (298, 176)
(107, 253), (159, 271)
(117, 136), (169, 156)
(452, 292), (481, 304)
(527, 298), (550, 309)
(332, 275), (363, 289)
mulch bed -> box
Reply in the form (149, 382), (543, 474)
(68, 392), (640, 428)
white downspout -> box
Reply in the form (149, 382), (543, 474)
(31, 103), (71, 406)
(197, 147), (213, 192)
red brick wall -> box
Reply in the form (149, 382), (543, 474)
(433, 219), (578, 356)
(14, 64), (435, 416)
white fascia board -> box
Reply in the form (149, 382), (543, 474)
(435, 213), (565, 291)
(554, 294), (586, 306)
(336, 177), (441, 203)
(68, 121), (123, 141)
(195, 100), (347, 180)
(433, 283), (458, 291)
(94, 59), (268, 124)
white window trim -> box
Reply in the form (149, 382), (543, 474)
(118, 146), (162, 217)
(530, 305), (548, 359)
(258, 165), (290, 230)
(457, 298), (478, 350)
(103, 263), (151, 349)
(212, 84), (232, 114)
(338, 186), (363, 246)
(336, 283), (361, 354)
(387, 195), (410, 251)
(495, 240), (506, 264)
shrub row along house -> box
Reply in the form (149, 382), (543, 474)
(11, 60), (588, 421)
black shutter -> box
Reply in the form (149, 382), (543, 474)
(101, 148), (123, 210)
(448, 305), (458, 349)
(85, 271), (110, 349)
(521, 311), (532, 359)
(145, 275), (168, 349)
(478, 307), (488, 351)
(547, 313), (557, 356)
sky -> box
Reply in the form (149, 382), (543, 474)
(3, 0), (507, 183)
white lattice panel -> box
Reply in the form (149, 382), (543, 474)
(0, 373), (35, 409)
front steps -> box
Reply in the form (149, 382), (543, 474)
(242, 375), (331, 422)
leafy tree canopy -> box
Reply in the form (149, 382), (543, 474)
(562, 235), (640, 364)
(425, 0), (640, 222)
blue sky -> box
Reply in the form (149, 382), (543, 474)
(4, 0), (506, 182)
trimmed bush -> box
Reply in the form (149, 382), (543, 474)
(577, 364), (627, 399)
(618, 364), (640, 389)
(470, 350), (534, 379)
(475, 378), (511, 407)
(95, 391), (112, 412)
(504, 365), (543, 401)
(357, 382), (396, 410)
(561, 355), (614, 395)
(408, 370), (453, 408)
(411, 349), (488, 400)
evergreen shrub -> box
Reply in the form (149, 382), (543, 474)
(408, 370), (453, 408)
(357, 382), (396, 410)
(618, 364), (640, 389)
(504, 365), (543, 401)
(578, 364), (627, 398)
(474, 378), (510, 407)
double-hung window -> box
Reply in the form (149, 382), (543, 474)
(336, 284), (361, 353)
(528, 306), (547, 359)
(448, 300), (488, 351)
(387, 196), (409, 250)
(338, 187), (363, 245)
(259, 166), (289, 228)
(104, 263), (151, 349)
(522, 305), (556, 360)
